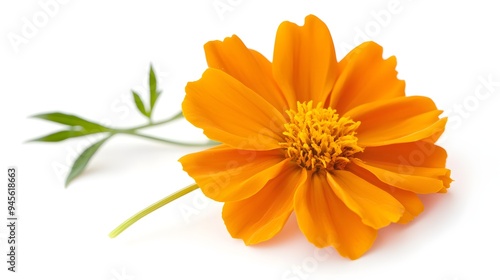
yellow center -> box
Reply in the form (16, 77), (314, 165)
(280, 101), (363, 172)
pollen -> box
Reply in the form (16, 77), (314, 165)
(280, 101), (364, 172)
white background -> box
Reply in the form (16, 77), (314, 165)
(1, 0), (499, 279)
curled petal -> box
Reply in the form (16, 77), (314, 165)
(352, 159), (449, 194)
(327, 171), (404, 229)
(357, 141), (452, 193)
(294, 173), (377, 260)
(347, 163), (424, 224)
(222, 165), (307, 245)
(357, 141), (448, 168)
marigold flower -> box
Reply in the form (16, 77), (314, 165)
(179, 15), (451, 259)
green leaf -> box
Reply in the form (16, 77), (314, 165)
(28, 129), (103, 142)
(31, 112), (109, 132)
(149, 64), (161, 116)
(132, 91), (149, 118)
(65, 136), (111, 187)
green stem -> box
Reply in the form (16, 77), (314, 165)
(128, 111), (184, 130)
(107, 111), (217, 147)
(119, 130), (217, 147)
(109, 184), (200, 238)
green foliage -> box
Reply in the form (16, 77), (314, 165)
(31, 112), (110, 132)
(65, 136), (111, 187)
(131, 64), (162, 121)
(30, 64), (214, 187)
(29, 129), (100, 142)
(149, 64), (161, 114)
(132, 91), (148, 118)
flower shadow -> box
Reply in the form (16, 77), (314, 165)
(371, 190), (457, 255)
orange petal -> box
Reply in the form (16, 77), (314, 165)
(179, 145), (288, 202)
(222, 165), (307, 245)
(358, 142), (452, 193)
(328, 171), (404, 229)
(352, 159), (448, 194)
(294, 173), (377, 260)
(346, 163), (424, 224)
(329, 41), (405, 115)
(184, 68), (286, 150)
(204, 35), (289, 113)
(365, 160), (451, 191)
(272, 15), (338, 106)
(382, 187), (423, 224)
(357, 141), (448, 168)
(344, 96), (447, 147)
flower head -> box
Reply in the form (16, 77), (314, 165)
(179, 15), (451, 259)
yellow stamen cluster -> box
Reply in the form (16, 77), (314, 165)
(280, 101), (363, 172)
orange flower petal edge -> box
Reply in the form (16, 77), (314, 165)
(180, 14), (452, 259)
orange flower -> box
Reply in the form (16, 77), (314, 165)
(179, 15), (451, 259)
